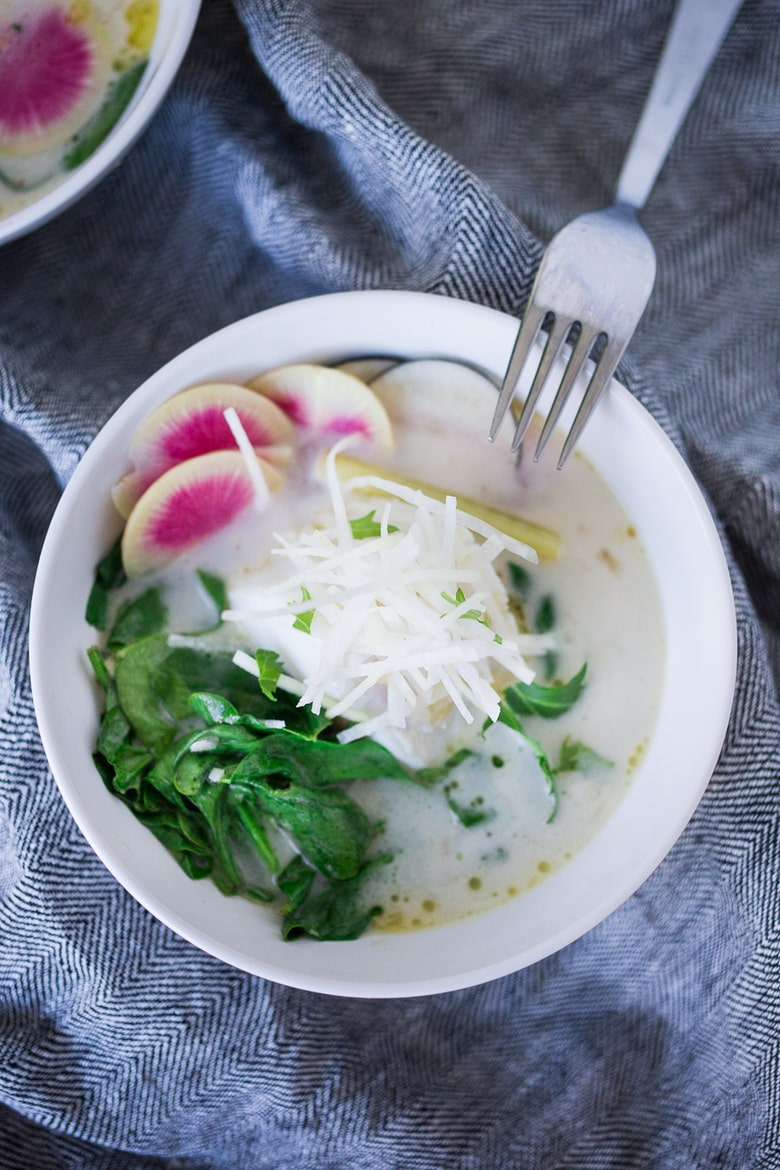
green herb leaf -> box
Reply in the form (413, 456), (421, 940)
(416, 747), (475, 787)
(349, 510), (398, 539)
(277, 854), (316, 913)
(229, 730), (410, 789)
(254, 649), (283, 701)
(88, 645), (141, 780)
(522, 728), (558, 820)
(85, 535), (126, 630)
(291, 586), (315, 634)
(192, 569), (228, 631)
(232, 766), (373, 880)
(109, 744), (153, 795)
(107, 587), (167, 651)
(114, 635), (179, 752)
(534, 594), (556, 634)
(441, 588), (496, 634)
(64, 60), (147, 171)
(282, 854), (392, 941)
(235, 799), (280, 875)
(188, 692), (241, 725)
(495, 702), (558, 819)
(555, 736), (613, 775)
(445, 794), (496, 828)
(503, 663), (587, 719)
(506, 561), (530, 598)
(172, 724), (262, 770)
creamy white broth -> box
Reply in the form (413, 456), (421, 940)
(327, 414), (662, 930)
(121, 378), (664, 934)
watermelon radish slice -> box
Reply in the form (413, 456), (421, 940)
(112, 383), (296, 519)
(121, 450), (283, 578)
(248, 364), (394, 449)
(0, 6), (111, 156)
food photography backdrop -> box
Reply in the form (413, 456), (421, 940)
(1, 0), (779, 1167)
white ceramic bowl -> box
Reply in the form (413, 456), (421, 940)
(29, 291), (737, 997)
(0, 1), (201, 246)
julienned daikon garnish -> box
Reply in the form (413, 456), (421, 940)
(86, 356), (624, 943)
(224, 436), (555, 761)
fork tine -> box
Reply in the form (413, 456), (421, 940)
(556, 337), (627, 468)
(530, 325), (597, 460)
(510, 314), (572, 451)
(489, 300), (547, 441)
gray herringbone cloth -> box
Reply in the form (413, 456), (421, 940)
(2, 1), (779, 1166)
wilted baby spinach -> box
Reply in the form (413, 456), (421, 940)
(85, 537), (601, 941)
(193, 570), (229, 632)
(444, 789), (496, 829)
(555, 736), (613, 776)
(85, 534), (126, 630)
(281, 853), (392, 941)
(107, 587), (168, 651)
(85, 554), (413, 940)
(492, 665), (589, 820)
(503, 663), (587, 720)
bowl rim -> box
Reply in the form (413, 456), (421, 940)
(29, 289), (738, 997)
(0, 0), (202, 246)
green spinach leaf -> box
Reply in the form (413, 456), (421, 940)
(503, 663), (586, 719)
(85, 535), (126, 630)
(445, 793), (496, 828)
(555, 736), (613, 775)
(282, 854), (392, 941)
(107, 587), (168, 651)
(228, 731), (409, 789)
(232, 765), (373, 880)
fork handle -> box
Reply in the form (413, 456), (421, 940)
(615, 0), (743, 210)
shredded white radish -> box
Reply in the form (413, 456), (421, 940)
(224, 406), (271, 508)
(225, 449), (547, 747)
(345, 472), (539, 563)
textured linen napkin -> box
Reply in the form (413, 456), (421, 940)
(1, 1), (779, 1166)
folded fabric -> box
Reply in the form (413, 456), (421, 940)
(0, 0), (778, 1166)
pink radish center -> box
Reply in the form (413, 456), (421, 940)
(272, 393), (308, 426)
(324, 414), (373, 437)
(273, 393), (371, 437)
(146, 473), (254, 552)
(0, 9), (94, 136)
(160, 406), (276, 462)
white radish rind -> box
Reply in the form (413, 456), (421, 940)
(368, 358), (499, 428)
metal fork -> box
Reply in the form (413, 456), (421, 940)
(489, 0), (743, 468)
